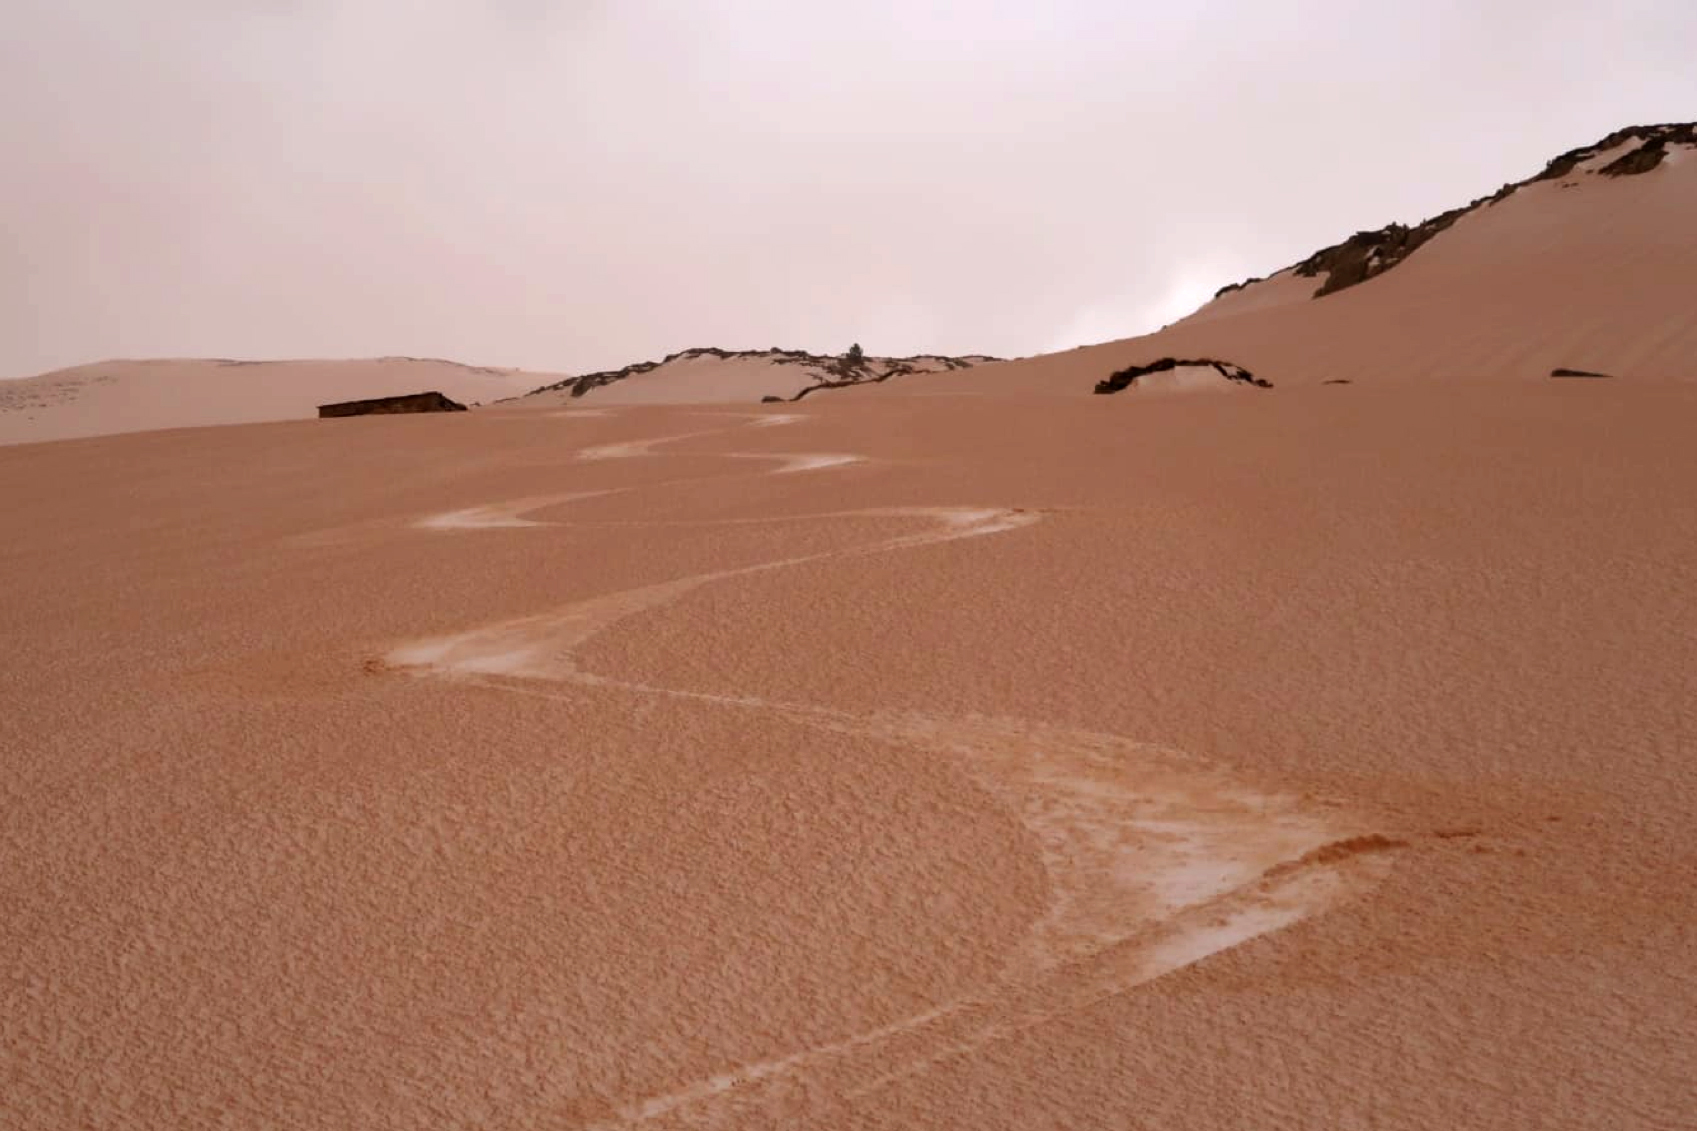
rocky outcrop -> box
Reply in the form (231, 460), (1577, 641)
(318, 391), (467, 417)
(1214, 123), (1696, 302)
(783, 377), (881, 403)
(522, 347), (779, 400)
(783, 370), (891, 402)
(1592, 125), (1697, 178)
(770, 351), (1003, 402)
(1291, 216), (1468, 298)
(1212, 277), (1259, 300)
(1598, 146), (1669, 177)
(1550, 367), (1614, 379)
(516, 347), (1000, 403)
(1093, 357), (1271, 395)
(1554, 123), (1696, 179)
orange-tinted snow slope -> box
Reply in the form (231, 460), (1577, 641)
(4, 379), (1695, 1128)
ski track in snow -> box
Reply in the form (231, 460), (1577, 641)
(382, 409), (1397, 1126)
(414, 491), (617, 531)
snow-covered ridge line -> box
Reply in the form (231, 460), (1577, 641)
(510, 346), (1002, 403)
(1208, 121), (1697, 305)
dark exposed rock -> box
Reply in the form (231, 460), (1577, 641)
(520, 346), (755, 400)
(1212, 276), (1262, 300)
(1558, 122), (1696, 178)
(318, 391), (467, 418)
(1291, 216), (1468, 298)
(1093, 357), (1272, 395)
(1550, 367), (1614, 379)
(513, 347), (1000, 403)
(1215, 122), (1696, 302)
(769, 351), (1010, 403)
(787, 370), (898, 402)
(1322, 379), (1353, 385)
(770, 351), (1000, 402)
(1598, 141), (1670, 177)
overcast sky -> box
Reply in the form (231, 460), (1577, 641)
(4, 1), (1692, 378)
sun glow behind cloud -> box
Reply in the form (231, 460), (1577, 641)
(1042, 269), (1237, 354)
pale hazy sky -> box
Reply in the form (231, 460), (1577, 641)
(4, 1), (1693, 378)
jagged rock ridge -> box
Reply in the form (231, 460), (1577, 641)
(518, 346), (1000, 402)
(1212, 123), (1697, 302)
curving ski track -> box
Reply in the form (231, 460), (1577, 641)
(381, 410), (1398, 1127)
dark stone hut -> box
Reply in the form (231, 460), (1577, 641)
(317, 391), (468, 418)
